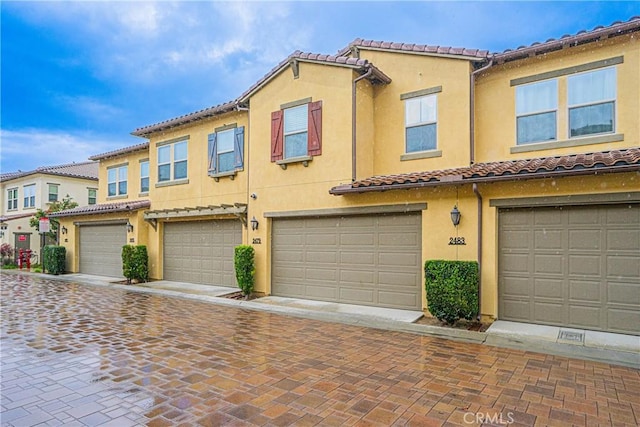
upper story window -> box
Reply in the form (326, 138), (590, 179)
(158, 140), (187, 183)
(107, 165), (128, 197)
(7, 188), (18, 211)
(516, 79), (558, 144)
(140, 160), (150, 193)
(88, 188), (97, 205)
(23, 184), (35, 208)
(568, 67), (616, 138)
(271, 100), (322, 162)
(48, 184), (59, 202)
(405, 94), (438, 153)
(208, 126), (245, 176)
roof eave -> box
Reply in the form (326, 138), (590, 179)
(330, 165), (640, 195)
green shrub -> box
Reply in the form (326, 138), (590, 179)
(425, 260), (479, 325)
(43, 245), (66, 275)
(122, 245), (148, 283)
(234, 245), (255, 297)
(1, 262), (17, 270)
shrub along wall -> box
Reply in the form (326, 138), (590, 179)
(234, 245), (255, 297)
(122, 245), (149, 283)
(43, 245), (66, 275)
(425, 260), (479, 325)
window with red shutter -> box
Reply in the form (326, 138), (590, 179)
(271, 100), (323, 162)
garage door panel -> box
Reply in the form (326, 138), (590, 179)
(569, 280), (600, 303)
(608, 310), (640, 334)
(272, 213), (422, 310)
(274, 250), (304, 263)
(608, 230), (639, 250)
(533, 302), (565, 323)
(569, 255), (601, 276)
(273, 267), (304, 280)
(608, 282), (640, 305)
(569, 306), (601, 328)
(534, 278), (564, 298)
(534, 254), (563, 275)
(502, 254), (529, 273)
(607, 256), (640, 278)
(500, 204), (639, 335)
(163, 220), (241, 287)
(569, 229), (601, 250)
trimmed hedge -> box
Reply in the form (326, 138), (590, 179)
(43, 245), (66, 275)
(122, 245), (148, 283)
(234, 245), (255, 297)
(425, 260), (479, 325)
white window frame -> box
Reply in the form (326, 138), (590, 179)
(567, 67), (616, 139)
(107, 165), (128, 197)
(48, 184), (59, 203)
(23, 184), (35, 208)
(405, 94), (438, 153)
(7, 188), (18, 211)
(140, 160), (150, 193)
(157, 140), (188, 183)
(515, 79), (558, 145)
(88, 188), (97, 205)
(283, 105), (308, 159)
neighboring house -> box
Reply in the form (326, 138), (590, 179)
(0, 162), (99, 263)
(52, 17), (640, 336)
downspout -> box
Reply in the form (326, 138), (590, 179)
(473, 183), (483, 321)
(470, 58), (492, 320)
(352, 67), (373, 182)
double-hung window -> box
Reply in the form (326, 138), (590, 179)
(48, 184), (59, 202)
(158, 140), (187, 183)
(140, 160), (150, 193)
(516, 79), (558, 144)
(23, 184), (35, 208)
(7, 188), (18, 210)
(271, 100), (322, 162)
(88, 188), (97, 205)
(207, 126), (245, 176)
(405, 94), (438, 153)
(568, 67), (616, 137)
(107, 165), (128, 197)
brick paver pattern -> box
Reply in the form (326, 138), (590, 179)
(1, 273), (639, 426)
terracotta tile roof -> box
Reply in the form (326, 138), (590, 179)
(237, 50), (391, 103)
(0, 161), (98, 183)
(49, 199), (151, 218)
(131, 102), (238, 138)
(89, 142), (150, 161)
(494, 16), (640, 63)
(330, 148), (640, 195)
(338, 38), (490, 60)
(0, 212), (34, 222)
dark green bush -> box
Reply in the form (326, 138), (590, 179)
(234, 245), (255, 297)
(122, 245), (148, 283)
(43, 245), (66, 275)
(425, 260), (479, 325)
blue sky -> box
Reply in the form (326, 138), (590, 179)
(1, 1), (638, 173)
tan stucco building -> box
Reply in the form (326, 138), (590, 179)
(1, 162), (99, 263)
(52, 18), (640, 335)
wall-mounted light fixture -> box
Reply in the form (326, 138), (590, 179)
(61, 226), (68, 235)
(126, 221), (134, 233)
(0, 223), (7, 231)
(250, 216), (259, 231)
(450, 205), (461, 227)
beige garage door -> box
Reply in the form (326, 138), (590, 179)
(163, 220), (242, 286)
(272, 213), (422, 310)
(499, 204), (640, 335)
(79, 224), (126, 277)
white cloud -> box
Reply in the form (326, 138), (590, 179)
(0, 129), (133, 173)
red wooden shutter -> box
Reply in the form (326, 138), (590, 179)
(271, 110), (284, 162)
(308, 100), (322, 156)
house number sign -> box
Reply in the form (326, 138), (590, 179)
(449, 237), (466, 245)
(252, 238), (262, 245)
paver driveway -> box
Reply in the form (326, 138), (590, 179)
(1, 273), (639, 426)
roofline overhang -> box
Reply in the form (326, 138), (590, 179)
(89, 143), (150, 161)
(49, 201), (151, 218)
(330, 165), (640, 195)
(345, 45), (489, 62)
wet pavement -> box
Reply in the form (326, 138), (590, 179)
(1, 273), (639, 426)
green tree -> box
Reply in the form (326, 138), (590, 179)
(29, 195), (78, 242)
